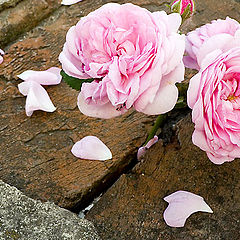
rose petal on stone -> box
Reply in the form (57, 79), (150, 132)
(163, 190), (213, 228)
(137, 135), (158, 160)
(0, 49), (4, 64)
(17, 67), (62, 85)
(71, 136), (112, 161)
(18, 81), (56, 117)
(61, 0), (82, 5)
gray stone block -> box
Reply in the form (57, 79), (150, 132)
(0, 180), (100, 240)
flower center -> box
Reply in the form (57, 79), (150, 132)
(227, 94), (238, 101)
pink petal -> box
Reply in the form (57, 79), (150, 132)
(141, 83), (178, 115)
(146, 135), (158, 148)
(137, 147), (146, 160)
(137, 135), (158, 160)
(163, 190), (213, 228)
(17, 67), (62, 85)
(77, 92), (127, 119)
(167, 13), (182, 33)
(61, 0), (82, 5)
(197, 34), (233, 66)
(0, 49), (4, 64)
(18, 81), (56, 117)
(71, 136), (112, 160)
(187, 72), (202, 109)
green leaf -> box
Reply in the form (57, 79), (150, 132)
(60, 70), (95, 91)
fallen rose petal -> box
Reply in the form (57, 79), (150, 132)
(71, 136), (112, 160)
(18, 81), (56, 116)
(0, 49), (4, 64)
(163, 190), (213, 228)
(61, 0), (82, 5)
(17, 67), (62, 85)
(137, 135), (158, 160)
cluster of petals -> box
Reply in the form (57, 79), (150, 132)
(187, 17), (240, 164)
(59, 3), (185, 119)
(0, 49), (4, 64)
(18, 67), (61, 116)
(71, 136), (112, 160)
(184, 17), (240, 70)
(163, 190), (213, 227)
(61, 0), (82, 5)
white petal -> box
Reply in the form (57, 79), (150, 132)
(0, 49), (4, 64)
(141, 83), (178, 115)
(71, 136), (112, 161)
(137, 135), (158, 160)
(163, 190), (213, 228)
(18, 81), (56, 117)
(77, 92), (126, 119)
(17, 67), (62, 85)
(61, 0), (82, 5)
(137, 147), (147, 160)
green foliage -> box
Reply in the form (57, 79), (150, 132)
(60, 70), (94, 91)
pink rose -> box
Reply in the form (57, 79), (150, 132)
(188, 29), (240, 164)
(59, 3), (185, 118)
(184, 17), (240, 70)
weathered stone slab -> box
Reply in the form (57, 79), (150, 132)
(0, 180), (100, 240)
(0, 0), (22, 12)
(0, 0), (62, 47)
(86, 114), (240, 240)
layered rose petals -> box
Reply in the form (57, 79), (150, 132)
(71, 136), (112, 160)
(188, 29), (240, 164)
(163, 191), (213, 227)
(18, 81), (56, 116)
(18, 67), (61, 116)
(59, 3), (185, 118)
(184, 17), (240, 70)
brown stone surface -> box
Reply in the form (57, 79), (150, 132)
(0, 0), (61, 47)
(85, 0), (240, 238)
(1, 0), (240, 236)
(0, 0), (23, 12)
(0, 0), (172, 210)
(86, 114), (240, 240)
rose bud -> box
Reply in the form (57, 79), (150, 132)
(170, 0), (195, 21)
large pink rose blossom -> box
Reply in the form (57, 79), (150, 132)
(184, 17), (240, 70)
(188, 29), (240, 164)
(59, 3), (185, 118)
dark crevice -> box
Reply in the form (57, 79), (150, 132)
(68, 107), (191, 214)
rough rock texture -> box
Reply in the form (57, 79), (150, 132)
(0, 0), (22, 12)
(0, 0), (62, 47)
(0, 180), (100, 240)
(86, 114), (240, 240)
